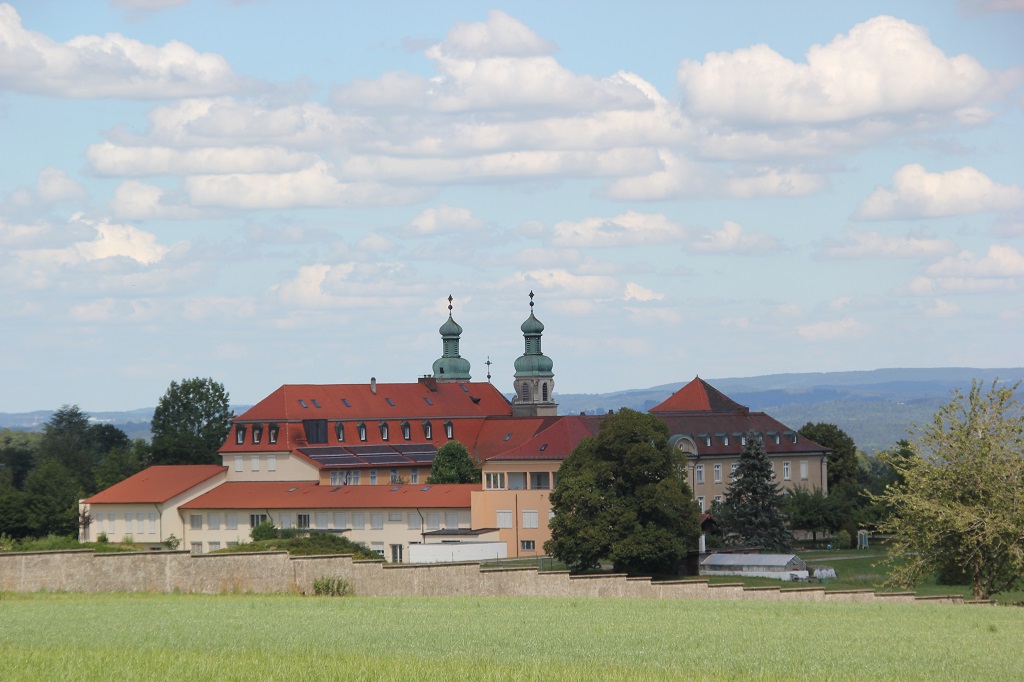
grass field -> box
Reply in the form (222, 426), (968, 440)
(1, 592), (1022, 681)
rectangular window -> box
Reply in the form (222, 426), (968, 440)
(268, 424), (278, 444)
(800, 460), (808, 480)
(522, 510), (538, 529)
(529, 472), (550, 490)
(233, 456), (243, 473)
(388, 512), (402, 522)
(108, 513), (116, 533)
(137, 512), (144, 533)
(226, 514), (238, 531)
(297, 513), (310, 529)
(507, 472), (526, 490)
(371, 513), (384, 530)
(235, 426), (245, 444)
(371, 542), (385, 557)
(444, 512), (459, 529)
(426, 513), (440, 530)
(714, 495), (722, 503)
(191, 542), (203, 554)
(334, 512), (349, 529)
(267, 455), (277, 472)
(370, 470), (378, 485)
(350, 471), (361, 485)
(208, 541), (221, 552)
(407, 512), (420, 530)
(521, 540), (536, 552)
(189, 514), (202, 531)
(485, 472), (505, 490)
(279, 512), (293, 529)
(249, 513), (268, 528)
(252, 426), (262, 445)
(713, 464), (722, 483)
(390, 468), (399, 483)
(730, 463), (739, 480)
(208, 513), (221, 531)
(227, 541), (238, 548)
(496, 510), (512, 529)
(352, 513), (365, 530)
(548, 509), (555, 521)
(316, 512), (328, 529)
(250, 455), (260, 472)
(697, 496), (705, 512)
(410, 468), (419, 484)
(696, 464), (704, 484)
(125, 513), (133, 534)
(783, 461), (791, 480)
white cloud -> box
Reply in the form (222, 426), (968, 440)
(623, 282), (664, 302)
(88, 142), (317, 176)
(925, 244), (1024, 277)
(907, 276), (1017, 295)
(551, 211), (687, 248)
(513, 269), (622, 299)
(689, 221), (781, 254)
(726, 169), (827, 198)
(678, 15), (1008, 125)
(110, 181), (201, 220)
(0, 4), (250, 98)
(70, 214), (169, 264)
(855, 165), (1024, 220)
(403, 205), (484, 236)
(270, 262), (421, 310)
(797, 317), (865, 341)
(820, 227), (957, 259)
(925, 299), (960, 317)
(36, 168), (86, 203)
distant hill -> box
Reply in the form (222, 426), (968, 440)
(3, 367), (1021, 453)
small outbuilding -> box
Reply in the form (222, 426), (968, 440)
(700, 553), (808, 581)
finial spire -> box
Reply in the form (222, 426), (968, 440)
(448, 294), (454, 314)
(486, 356), (492, 383)
(529, 290), (535, 310)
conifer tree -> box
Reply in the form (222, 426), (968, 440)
(716, 432), (793, 552)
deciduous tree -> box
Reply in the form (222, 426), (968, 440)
(545, 408), (701, 575)
(716, 433), (793, 552)
(426, 441), (478, 484)
(150, 378), (233, 465)
(877, 380), (1024, 600)
(799, 422), (858, 492)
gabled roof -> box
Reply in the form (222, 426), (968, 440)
(83, 465), (226, 505)
(649, 377), (748, 414)
(486, 415), (601, 461)
(180, 481), (474, 510)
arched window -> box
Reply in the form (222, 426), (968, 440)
(401, 421), (411, 440)
(422, 421), (432, 439)
(521, 383), (530, 401)
(357, 422), (367, 442)
(379, 421), (389, 441)
(334, 422), (345, 442)
(542, 383), (548, 401)
(444, 420), (453, 439)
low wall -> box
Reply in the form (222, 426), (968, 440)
(0, 550), (967, 605)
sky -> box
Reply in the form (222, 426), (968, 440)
(2, 1), (1023, 413)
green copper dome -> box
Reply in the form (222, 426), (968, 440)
(439, 314), (463, 337)
(514, 352), (553, 375)
(432, 355), (471, 379)
(520, 311), (544, 335)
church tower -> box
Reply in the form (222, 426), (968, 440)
(431, 295), (471, 382)
(512, 291), (557, 417)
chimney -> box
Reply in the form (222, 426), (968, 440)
(370, 377), (377, 394)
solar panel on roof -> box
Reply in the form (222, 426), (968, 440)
(391, 444), (437, 455)
(409, 452), (436, 463)
(359, 454), (410, 465)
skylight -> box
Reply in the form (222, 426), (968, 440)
(503, 433), (512, 441)
(312, 399), (321, 408)
(460, 384), (469, 392)
(287, 486), (298, 492)
(424, 397), (433, 405)
(298, 399), (308, 408)
(539, 444), (548, 452)
(390, 486), (401, 492)
(386, 397), (395, 406)
(341, 398), (351, 407)
(421, 486), (432, 491)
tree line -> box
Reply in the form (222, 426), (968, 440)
(0, 378), (232, 540)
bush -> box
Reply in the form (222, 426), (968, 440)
(250, 520), (278, 542)
(164, 534), (180, 550)
(96, 532), (109, 544)
(834, 530), (852, 550)
(0, 533), (14, 552)
(121, 534), (134, 545)
(312, 576), (353, 597)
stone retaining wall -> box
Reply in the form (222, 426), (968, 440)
(0, 550), (966, 605)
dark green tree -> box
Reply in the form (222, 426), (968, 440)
(0, 428), (38, 490)
(545, 408), (701, 575)
(717, 433), (793, 552)
(150, 378), (234, 465)
(36, 405), (98, 491)
(783, 485), (853, 542)
(94, 440), (150, 491)
(23, 460), (80, 537)
(799, 422), (858, 492)
(426, 441), (478, 484)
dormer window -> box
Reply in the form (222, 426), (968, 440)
(235, 425), (246, 445)
(335, 422), (345, 442)
(252, 425), (263, 445)
(268, 424), (279, 444)
(379, 421), (389, 441)
(444, 420), (453, 440)
(422, 421), (432, 440)
(358, 422), (367, 442)
(401, 421), (411, 440)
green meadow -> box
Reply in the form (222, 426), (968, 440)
(1, 592), (1021, 681)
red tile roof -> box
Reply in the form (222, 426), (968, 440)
(180, 481), (474, 510)
(487, 415), (602, 461)
(83, 465), (226, 505)
(657, 412), (826, 455)
(649, 377), (748, 413)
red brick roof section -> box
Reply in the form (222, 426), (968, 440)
(180, 481), (475, 510)
(657, 412), (826, 455)
(649, 377), (748, 413)
(83, 465), (227, 504)
(487, 415), (602, 461)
